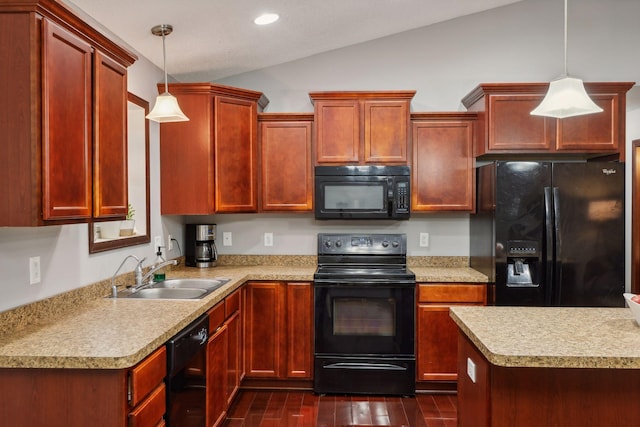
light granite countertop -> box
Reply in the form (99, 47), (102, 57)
(0, 262), (486, 370)
(450, 306), (640, 369)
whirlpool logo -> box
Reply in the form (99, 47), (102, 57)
(602, 168), (617, 175)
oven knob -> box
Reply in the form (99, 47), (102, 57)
(382, 240), (389, 248)
(392, 241), (399, 248)
(335, 240), (343, 248)
(324, 240), (333, 248)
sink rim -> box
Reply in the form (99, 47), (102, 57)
(113, 277), (231, 300)
(123, 287), (208, 299)
(151, 278), (226, 290)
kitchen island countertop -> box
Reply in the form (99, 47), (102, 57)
(450, 305), (640, 369)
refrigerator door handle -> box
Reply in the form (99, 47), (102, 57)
(544, 187), (554, 305)
(552, 187), (562, 305)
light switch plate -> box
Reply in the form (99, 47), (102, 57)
(419, 232), (429, 247)
(264, 232), (273, 247)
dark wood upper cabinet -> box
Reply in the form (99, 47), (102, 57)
(93, 51), (129, 219)
(411, 113), (476, 212)
(0, 1), (136, 226)
(462, 82), (634, 160)
(258, 113), (314, 212)
(159, 83), (268, 215)
(309, 91), (415, 165)
(41, 19), (93, 221)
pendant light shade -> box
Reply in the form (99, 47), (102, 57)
(530, 76), (602, 119)
(146, 24), (189, 123)
(530, 0), (602, 119)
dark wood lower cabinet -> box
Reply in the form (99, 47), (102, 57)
(416, 283), (486, 385)
(206, 289), (242, 427)
(207, 323), (228, 427)
(457, 332), (640, 427)
(0, 347), (166, 427)
(244, 281), (313, 381)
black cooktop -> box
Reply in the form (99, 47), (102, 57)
(314, 233), (415, 284)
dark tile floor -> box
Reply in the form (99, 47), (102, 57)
(223, 390), (457, 427)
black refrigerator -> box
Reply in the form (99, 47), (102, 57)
(470, 161), (625, 307)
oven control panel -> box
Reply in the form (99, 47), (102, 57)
(318, 233), (406, 255)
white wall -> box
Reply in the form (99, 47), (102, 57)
(1, 0), (639, 312)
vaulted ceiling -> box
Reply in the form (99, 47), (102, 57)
(67, 0), (522, 81)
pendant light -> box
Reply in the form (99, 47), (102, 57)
(530, 0), (602, 119)
(146, 24), (189, 123)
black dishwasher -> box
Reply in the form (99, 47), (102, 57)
(166, 313), (209, 427)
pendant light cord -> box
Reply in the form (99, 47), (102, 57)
(563, 0), (568, 77)
(162, 25), (169, 93)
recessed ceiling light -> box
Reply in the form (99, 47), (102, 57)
(254, 13), (279, 25)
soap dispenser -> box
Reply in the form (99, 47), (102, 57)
(152, 246), (167, 282)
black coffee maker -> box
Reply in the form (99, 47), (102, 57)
(185, 224), (218, 268)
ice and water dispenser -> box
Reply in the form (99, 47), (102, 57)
(506, 240), (540, 287)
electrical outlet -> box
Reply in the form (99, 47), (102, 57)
(419, 232), (429, 247)
(167, 235), (173, 251)
(29, 256), (41, 285)
(467, 357), (477, 383)
(223, 232), (233, 246)
(264, 232), (273, 247)
(154, 235), (162, 250)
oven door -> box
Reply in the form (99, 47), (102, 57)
(314, 283), (415, 356)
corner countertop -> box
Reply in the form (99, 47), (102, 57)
(450, 306), (640, 369)
(0, 263), (486, 370)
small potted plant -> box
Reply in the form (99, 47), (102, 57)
(119, 204), (136, 236)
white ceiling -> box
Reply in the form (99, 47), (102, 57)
(66, 0), (522, 81)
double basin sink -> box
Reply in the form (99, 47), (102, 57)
(115, 278), (231, 300)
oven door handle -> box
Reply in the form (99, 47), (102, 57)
(323, 362), (407, 371)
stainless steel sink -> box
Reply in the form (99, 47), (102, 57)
(114, 277), (231, 299)
(152, 278), (228, 291)
(125, 288), (208, 299)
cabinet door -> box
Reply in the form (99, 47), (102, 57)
(214, 96), (258, 212)
(42, 19), (93, 220)
(244, 282), (285, 377)
(226, 310), (241, 406)
(363, 100), (409, 163)
(93, 51), (128, 218)
(160, 93), (215, 215)
(417, 304), (459, 381)
(556, 93), (620, 153)
(416, 284), (486, 382)
(487, 94), (554, 152)
(286, 282), (313, 379)
(315, 100), (360, 163)
(260, 119), (313, 211)
(412, 118), (474, 211)
(207, 324), (228, 427)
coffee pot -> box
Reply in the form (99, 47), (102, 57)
(185, 224), (218, 268)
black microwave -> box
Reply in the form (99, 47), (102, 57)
(314, 165), (410, 220)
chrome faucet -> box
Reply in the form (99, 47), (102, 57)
(111, 255), (145, 298)
(133, 259), (178, 291)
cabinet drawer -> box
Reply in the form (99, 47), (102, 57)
(225, 289), (240, 317)
(418, 284), (486, 304)
(209, 302), (225, 332)
(129, 346), (166, 407)
(128, 382), (166, 427)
